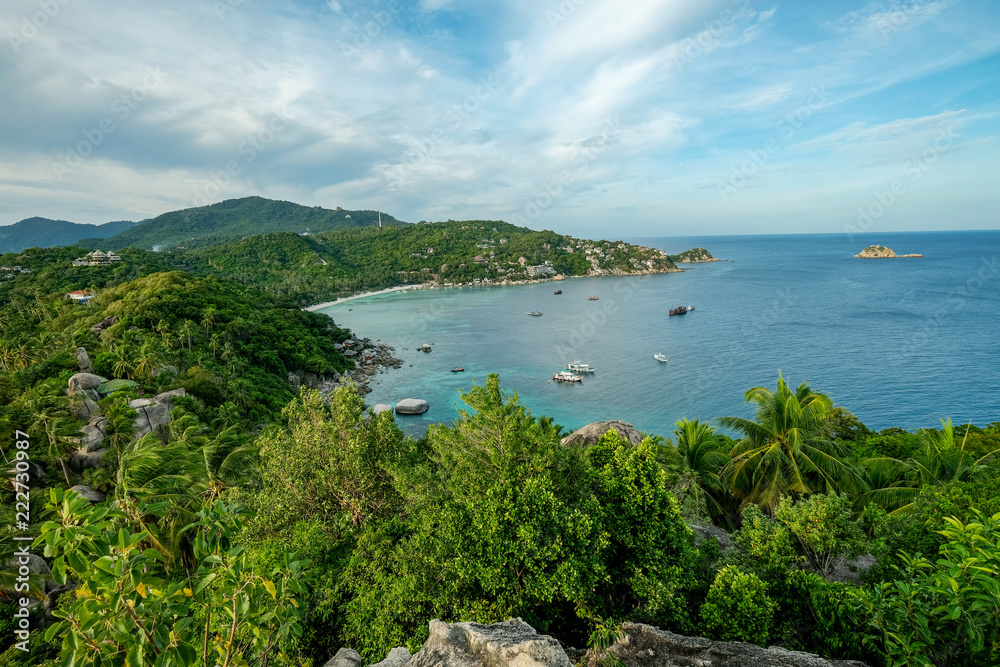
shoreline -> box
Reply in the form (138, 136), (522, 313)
(304, 285), (423, 311)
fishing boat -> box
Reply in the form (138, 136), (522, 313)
(450, 367), (465, 373)
(669, 305), (691, 316)
(588, 296), (599, 300)
(654, 354), (669, 362)
(554, 289), (562, 294)
(552, 371), (583, 383)
(527, 311), (543, 316)
(567, 360), (596, 373)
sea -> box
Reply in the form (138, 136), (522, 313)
(317, 230), (1000, 439)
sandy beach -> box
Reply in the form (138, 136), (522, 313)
(305, 285), (424, 311)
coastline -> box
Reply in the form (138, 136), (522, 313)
(304, 285), (422, 311)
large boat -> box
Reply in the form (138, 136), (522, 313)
(654, 353), (669, 362)
(552, 371), (583, 383)
(528, 311), (543, 316)
(567, 360), (596, 373)
(669, 305), (694, 316)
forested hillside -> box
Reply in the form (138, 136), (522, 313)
(78, 197), (406, 251)
(0, 218), (135, 254)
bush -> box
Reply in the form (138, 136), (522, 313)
(699, 565), (776, 645)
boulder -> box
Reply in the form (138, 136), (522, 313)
(689, 522), (733, 552)
(79, 417), (109, 452)
(323, 648), (363, 667)
(68, 373), (105, 402)
(395, 398), (429, 415)
(372, 404), (393, 415)
(68, 448), (109, 473)
(561, 420), (644, 448)
(598, 623), (870, 667)
(133, 388), (186, 438)
(76, 346), (94, 373)
(70, 394), (101, 420)
(7, 553), (50, 576)
(371, 647), (412, 667)
(69, 485), (107, 503)
(410, 618), (572, 667)
(90, 315), (117, 333)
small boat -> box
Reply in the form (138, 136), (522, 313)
(552, 371), (583, 383)
(669, 305), (691, 316)
(554, 290), (562, 294)
(528, 311), (543, 316)
(451, 367), (465, 373)
(588, 296), (599, 301)
(654, 354), (669, 362)
(567, 360), (596, 373)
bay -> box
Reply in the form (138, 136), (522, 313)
(318, 230), (1000, 438)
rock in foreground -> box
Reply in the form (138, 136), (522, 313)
(561, 420), (644, 447)
(395, 398), (429, 415)
(410, 618), (571, 667)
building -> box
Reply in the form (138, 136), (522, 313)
(65, 290), (96, 304)
(72, 250), (122, 266)
(526, 264), (556, 277)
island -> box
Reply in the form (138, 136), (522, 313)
(672, 247), (722, 263)
(854, 245), (923, 258)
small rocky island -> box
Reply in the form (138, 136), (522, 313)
(674, 247), (722, 263)
(854, 245), (923, 259)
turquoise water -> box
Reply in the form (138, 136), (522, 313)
(319, 231), (1000, 438)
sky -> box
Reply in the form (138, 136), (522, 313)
(1, 0), (998, 237)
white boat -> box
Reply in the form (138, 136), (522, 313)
(567, 360), (596, 373)
(552, 371), (583, 383)
(654, 354), (669, 362)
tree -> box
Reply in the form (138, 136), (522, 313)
(668, 419), (733, 527)
(719, 374), (860, 514)
(773, 492), (867, 579)
(700, 565), (776, 645)
(40, 489), (308, 667)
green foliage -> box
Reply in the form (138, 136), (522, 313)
(664, 419), (734, 528)
(853, 511), (1000, 667)
(39, 489), (308, 667)
(824, 407), (873, 442)
(733, 504), (803, 580)
(774, 493), (867, 578)
(699, 565), (776, 645)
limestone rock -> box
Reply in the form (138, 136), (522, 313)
(561, 420), (644, 448)
(599, 623), (870, 667)
(410, 618), (572, 667)
(133, 388), (186, 438)
(69, 485), (106, 503)
(76, 346), (94, 373)
(395, 398), (429, 415)
(372, 404), (393, 415)
(371, 647), (412, 667)
(323, 648), (363, 667)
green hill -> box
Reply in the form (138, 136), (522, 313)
(80, 197), (407, 251)
(0, 217), (135, 253)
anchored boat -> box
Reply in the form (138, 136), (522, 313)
(528, 311), (543, 316)
(567, 360), (596, 373)
(552, 371), (583, 383)
(654, 354), (669, 362)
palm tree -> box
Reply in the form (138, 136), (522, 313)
(196, 426), (257, 503)
(179, 320), (195, 351)
(670, 419), (734, 528)
(859, 418), (1000, 514)
(131, 340), (162, 381)
(718, 374), (860, 514)
(201, 306), (217, 334)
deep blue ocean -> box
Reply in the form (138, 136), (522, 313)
(318, 231), (1000, 438)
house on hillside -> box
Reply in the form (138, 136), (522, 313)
(65, 290), (96, 305)
(72, 250), (122, 266)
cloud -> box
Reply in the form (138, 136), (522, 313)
(833, 0), (958, 37)
(793, 110), (966, 151)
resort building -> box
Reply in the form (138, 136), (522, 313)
(65, 290), (96, 304)
(72, 250), (122, 266)
(526, 264), (556, 277)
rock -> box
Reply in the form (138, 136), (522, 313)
(45, 584), (77, 615)
(323, 648), (363, 667)
(70, 394), (101, 420)
(79, 417), (108, 452)
(410, 618), (572, 667)
(288, 372), (301, 388)
(7, 553), (50, 576)
(689, 522), (733, 552)
(561, 420), (644, 448)
(68, 372), (105, 395)
(132, 388), (186, 438)
(854, 245), (896, 258)
(69, 485), (106, 503)
(90, 315), (117, 333)
(827, 554), (876, 585)
(371, 647), (412, 667)
(343, 349), (358, 358)
(395, 398), (429, 415)
(597, 623), (870, 667)
(76, 346), (94, 373)
(372, 404), (393, 415)
(68, 448), (108, 473)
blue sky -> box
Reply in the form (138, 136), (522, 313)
(1, 0), (998, 236)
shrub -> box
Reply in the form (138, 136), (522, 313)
(699, 565), (776, 645)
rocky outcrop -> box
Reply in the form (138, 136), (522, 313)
(689, 522), (733, 552)
(677, 247), (721, 263)
(90, 315), (117, 333)
(372, 404), (393, 415)
(68, 448), (108, 473)
(79, 417), (109, 452)
(561, 420), (644, 448)
(314, 342), (402, 397)
(68, 372), (105, 401)
(597, 623), (870, 667)
(69, 485), (107, 503)
(76, 346), (94, 373)
(371, 647), (412, 667)
(409, 618), (571, 667)
(853, 245), (922, 259)
(324, 649), (363, 667)
(395, 398), (429, 415)
(131, 388), (186, 438)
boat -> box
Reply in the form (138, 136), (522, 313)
(588, 296), (599, 300)
(654, 354), (669, 362)
(669, 305), (691, 316)
(552, 371), (583, 383)
(554, 289), (562, 294)
(528, 311), (543, 316)
(451, 367), (465, 373)
(567, 360), (596, 373)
